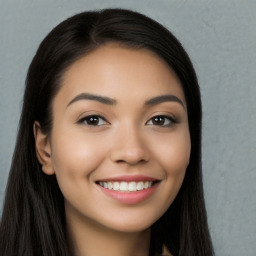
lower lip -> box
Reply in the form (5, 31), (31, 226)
(97, 183), (159, 204)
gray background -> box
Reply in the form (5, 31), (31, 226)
(0, 1), (255, 255)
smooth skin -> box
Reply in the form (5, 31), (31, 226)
(34, 43), (191, 256)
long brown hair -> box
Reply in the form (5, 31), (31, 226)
(0, 9), (214, 256)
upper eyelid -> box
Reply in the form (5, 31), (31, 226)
(146, 115), (177, 124)
(77, 114), (109, 125)
(76, 112), (178, 124)
(81, 114), (106, 119)
(146, 113), (177, 121)
(77, 111), (108, 121)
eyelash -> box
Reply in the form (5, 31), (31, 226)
(78, 115), (109, 127)
(146, 115), (177, 127)
(77, 114), (177, 127)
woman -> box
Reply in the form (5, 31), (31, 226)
(0, 9), (214, 256)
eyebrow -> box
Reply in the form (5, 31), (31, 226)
(67, 93), (117, 107)
(145, 94), (185, 108)
(67, 93), (185, 108)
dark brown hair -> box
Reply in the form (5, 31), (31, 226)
(0, 9), (214, 256)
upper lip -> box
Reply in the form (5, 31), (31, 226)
(96, 174), (160, 182)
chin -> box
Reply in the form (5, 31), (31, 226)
(98, 209), (164, 233)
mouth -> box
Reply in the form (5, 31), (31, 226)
(96, 180), (159, 192)
(95, 175), (161, 204)
(96, 178), (160, 204)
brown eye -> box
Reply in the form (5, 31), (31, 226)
(147, 115), (176, 127)
(152, 116), (166, 126)
(79, 115), (108, 126)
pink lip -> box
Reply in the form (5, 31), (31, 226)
(96, 174), (158, 182)
(97, 182), (160, 204)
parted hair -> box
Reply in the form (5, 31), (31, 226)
(0, 9), (214, 256)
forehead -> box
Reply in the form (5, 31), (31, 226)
(56, 43), (186, 107)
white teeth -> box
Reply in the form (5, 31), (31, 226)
(136, 181), (144, 191)
(113, 182), (119, 190)
(128, 182), (137, 192)
(107, 182), (112, 189)
(120, 182), (128, 191)
(98, 181), (155, 191)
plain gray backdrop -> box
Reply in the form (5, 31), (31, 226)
(0, 1), (255, 255)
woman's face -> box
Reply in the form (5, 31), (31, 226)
(39, 44), (190, 232)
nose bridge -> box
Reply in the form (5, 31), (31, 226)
(110, 121), (149, 165)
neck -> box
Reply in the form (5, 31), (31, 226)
(66, 208), (151, 256)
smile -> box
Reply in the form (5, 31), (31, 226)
(96, 176), (160, 204)
(98, 181), (154, 192)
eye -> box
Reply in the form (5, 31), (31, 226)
(78, 115), (108, 126)
(146, 115), (176, 127)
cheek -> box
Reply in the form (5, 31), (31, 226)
(151, 130), (190, 201)
(153, 131), (191, 173)
(50, 130), (107, 187)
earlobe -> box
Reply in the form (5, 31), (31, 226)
(33, 121), (55, 175)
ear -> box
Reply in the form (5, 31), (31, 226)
(33, 121), (55, 175)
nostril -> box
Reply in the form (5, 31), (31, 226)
(112, 148), (149, 164)
(109, 134), (150, 164)
(116, 158), (147, 164)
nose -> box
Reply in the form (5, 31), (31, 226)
(110, 124), (149, 165)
